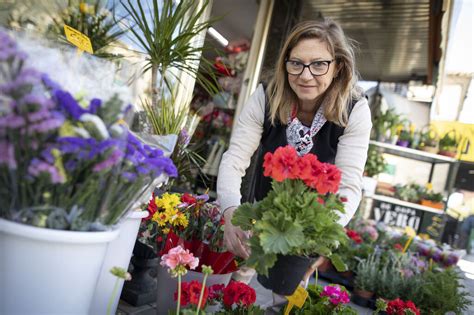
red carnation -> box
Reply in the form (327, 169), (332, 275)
(144, 193), (157, 220)
(181, 193), (197, 205)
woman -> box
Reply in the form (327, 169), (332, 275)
(217, 19), (372, 260)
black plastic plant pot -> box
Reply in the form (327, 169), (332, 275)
(257, 254), (315, 296)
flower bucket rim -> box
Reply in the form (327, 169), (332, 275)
(0, 218), (119, 244)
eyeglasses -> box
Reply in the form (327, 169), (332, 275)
(285, 59), (334, 76)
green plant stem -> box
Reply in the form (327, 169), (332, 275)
(315, 268), (318, 286)
(196, 273), (209, 314)
(177, 274), (182, 315)
(106, 278), (120, 315)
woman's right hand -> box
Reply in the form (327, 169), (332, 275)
(223, 206), (250, 259)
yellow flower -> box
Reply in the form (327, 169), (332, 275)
(152, 211), (169, 227)
(156, 193), (181, 212)
(162, 227), (170, 234)
(425, 182), (433, 191)
(174, 212), (189, 228)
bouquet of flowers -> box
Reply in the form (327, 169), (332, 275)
(0, 30), (177, 231)
(139, 191), (237, 274)
(375, 298), (421, 315)
(232, 145), (348, 275)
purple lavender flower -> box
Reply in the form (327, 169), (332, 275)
(55, 90), (87, 120)
(88, 98), (102, 114)
(179, 128), (190, 147)
(0, 68), (42, 94)
(0, 141), (17, 169)
(21, 93), (54, 110)
(41, 74), (62, 92)
(29, 112), (65, 134)
(0, 114), (26, 128)
(28, 158), (65, 184)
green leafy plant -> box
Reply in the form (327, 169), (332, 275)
(122, 0), (219, 107)
(412, 269), (472, 314)
(232, 146), (348, 276)
(439, 129), (460, 152)
(373, 108), (402, 141)
(354, 253), (380, 292)
(364, 145), (386, 177)
(395, 183), (424, 203)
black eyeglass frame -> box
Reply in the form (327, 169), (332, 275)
(285, 59), (335, 76)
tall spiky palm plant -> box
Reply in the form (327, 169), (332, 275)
(121, 0), (219, 131)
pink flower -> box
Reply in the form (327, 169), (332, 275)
(321, 285), (350, 305)
(160, 245), (199, 271)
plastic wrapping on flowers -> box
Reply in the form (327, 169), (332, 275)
(0, 29), (177, 231)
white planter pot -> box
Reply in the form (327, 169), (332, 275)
(156, 263), (232, 315)
(90, 210), (148, 315)
(362, 176), (378, 197)
(0, 218), (119, 315)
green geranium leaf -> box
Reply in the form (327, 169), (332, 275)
(330, 254), (348, 272)
(246, 237), (277, 276)
(256, 212), (304, 254)
(232, 203), (259, 231)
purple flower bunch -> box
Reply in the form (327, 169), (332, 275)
(415, 241), (460, 268)
(0, 30), (177, 230)
(320, 285), (350, 306)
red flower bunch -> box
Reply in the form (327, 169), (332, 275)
(222, 280), (256, 309)
(144, 192), (157, 220)
(208, 283), (225, 301)
(345, 229), (363, 244)
(181, 193), (197, 205)
(393, 243), (404, 252)
(386, 298), (420, 315)
(174, 280), (209, 309)
(263, 145), (341, 194)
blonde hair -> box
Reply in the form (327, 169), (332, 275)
(267, 19), (362, 127)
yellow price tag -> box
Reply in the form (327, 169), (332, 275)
(284, 285), (308, 315)
(63, 25), (94, 54)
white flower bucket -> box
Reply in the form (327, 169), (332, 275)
(0, 218), (119, 315)
(90, 210), (148, 315)
(362, 176), (378, 197)
(156, 263), (233, 315)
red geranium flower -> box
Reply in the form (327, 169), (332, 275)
(386, 298), (420, 315)
(263, 146), (300, 182)
(393, 243), (404, 252)
(222, 281), (256, 308)
(208, 283), (225, 300)
(174, 282), (190, 306)
(346, 229), (363, 244)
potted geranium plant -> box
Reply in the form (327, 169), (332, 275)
(0, 30), (177, 314)
(417, 125), (439, 153)
(363, 145), (386, 196)
(438, 129), (460, 158)
(232, 146), (348, 295)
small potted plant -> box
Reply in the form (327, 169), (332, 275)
(419, 184), (444, 210)
(363, 145), (387, 196)
(232, 146), (348, 296)
(438, 129), (460, 157)
(352, 253), (380, 306)
(396, 123), (413, 147)
(417, 125), (439, 153)
(395, 183), (424, 204)
(291, 284), (357, 314)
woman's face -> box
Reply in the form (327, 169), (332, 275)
(287, 38), (337, 107)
